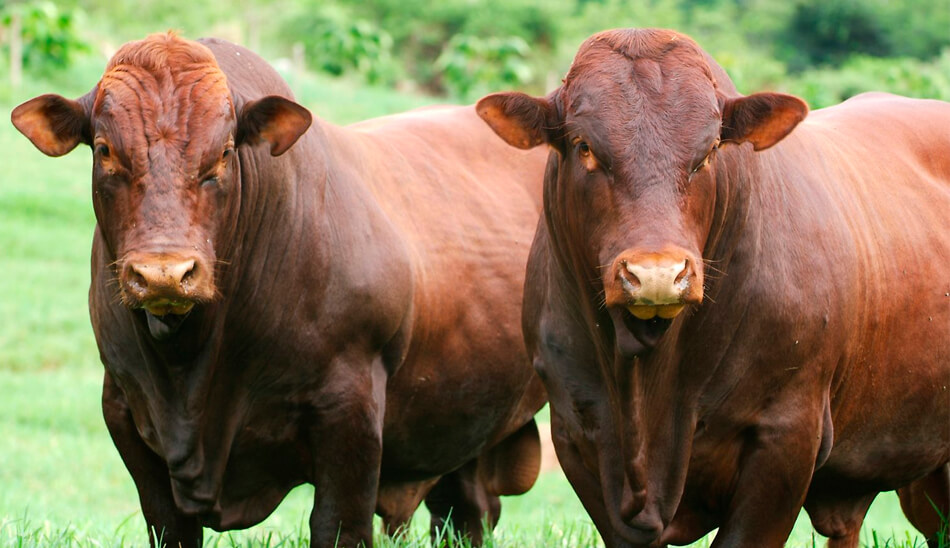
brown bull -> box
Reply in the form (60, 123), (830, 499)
(478, 28), (950, 547)
(12, 32), (548, 547)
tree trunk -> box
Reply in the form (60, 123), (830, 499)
(10, 11), (22, 89)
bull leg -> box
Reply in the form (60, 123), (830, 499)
(102, 372), (202, 548)
(898, 463), (950, 548)
(710, 415), (821, 547)
(424, 459), (500, 546)
(307, 358), (387, 548)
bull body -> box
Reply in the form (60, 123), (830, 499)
(13, 34), (547, 547)
(479, 28), (950, 547)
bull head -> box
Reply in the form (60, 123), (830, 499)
(12, 33), (312, 341)
(478, 34), (806, 355)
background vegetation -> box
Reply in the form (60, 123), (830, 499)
(1, 0), (947, 546)
(2, 0), (950, 104)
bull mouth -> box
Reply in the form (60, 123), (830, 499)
(610, 306), (673, 357)
(142, 299), (195, 340)
(623, 309), (673, 347)
(142, 298), (195, 316)
(626, 303), (685, 320)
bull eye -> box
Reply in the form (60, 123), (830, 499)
(95, 143), (111, 158)
(574, 139), (600, 172)
(222, 147), (233, 160)
(690, 155), (710, 175)
(689, 141), (720, 178)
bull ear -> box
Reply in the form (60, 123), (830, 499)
(720, 92), (808, 151)
(237, 96), (312, 156)
(11, 94), (90, 157)
(477, 92), (556, 149)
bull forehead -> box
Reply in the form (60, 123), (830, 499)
(94, 48), (233, 176)
(562, 33), (721, 166)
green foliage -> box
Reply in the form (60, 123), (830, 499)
(559, 0), (687, 39)
(319, 20), (395, 85)
(711, 48), (789, 93)
(874, 0), (950, 61)
(62, 0), (239, 43)
(435, 35), (533, 100)
(281, 0), (564, 94)
(0, 1), (90, 73)
(787, 49), (950, 108)
(3, 0), (949, 103)
(776, 0), (950, 72)
(281, 4), (399, 86)
(782, 0), (892, 71)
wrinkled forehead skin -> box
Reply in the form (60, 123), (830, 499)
(558, 29), (723, 176)
(94, 33), (234, 175)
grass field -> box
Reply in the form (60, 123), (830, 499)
(0, 64), (935, 547)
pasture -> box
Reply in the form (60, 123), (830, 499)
(0, 65), (935, 547)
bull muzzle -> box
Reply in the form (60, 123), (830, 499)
(605, 249), (703, 353)
(119, 251), (215, 338)
(609, 251), (703, 320)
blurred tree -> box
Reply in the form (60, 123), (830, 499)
(876, 0), (950, 60)
(0, 1), (89, 75)
(781, 0), (891, 70)
(309, 0), (564, 93)
(282, 4), (398, 86)
(2, 0), (949, 106)
(435, 34), (532, 100)
(69, 0), (236, 43)
(788, 49), (950, 107)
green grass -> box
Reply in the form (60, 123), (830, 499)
(0, 68), (936, 546)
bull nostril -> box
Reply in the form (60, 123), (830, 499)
(673, 258), (691, 285)
(619, 263), (641, 293)
(125, 264), (149, 294)
(175, 260), (197, 289)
